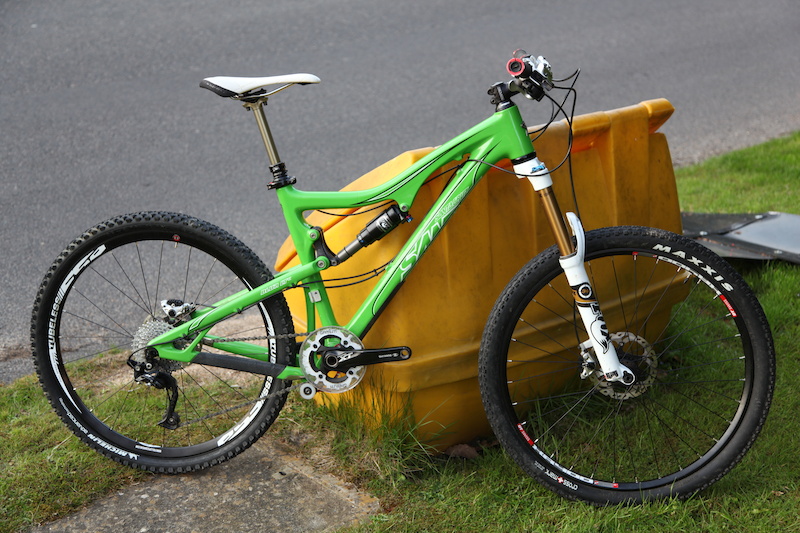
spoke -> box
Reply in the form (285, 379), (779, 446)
(155, 241), (165, 315)
(69, 288), (135, 338)
(61, 308), (130, 343)
(507, 364), (582, 388)
(517, 316), (583, 360)
(524, 291), (587, 337)
(196, 275), (248, 308)
(641, 393), (666, 479)
(660, 355), (744, 374)
(58, 343), (128, 365)
(86, 380), (134, 412)
(183, 246), (192, 303)
(134, 243), (153, 316)
(109, 252), (152, 315)
(509, 336), (582, 364)
(88, 263), (152, 318)
(512, 386), (593, 407)
(655, 376), (743, 413)
(530, 383), (601, 445)
(631, 264), (686, 342)
(656, 331), (741, 360)
(194, 257), (219, 305)
(640, 393), (719, 452)
(617, 254), (655, 334)
(593, 255), (628, 330)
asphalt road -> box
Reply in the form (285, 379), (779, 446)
(2, 0), (799, 382)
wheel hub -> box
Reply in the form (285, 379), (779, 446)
(590, 332), (657, 400)
(130, 317), (182, 372)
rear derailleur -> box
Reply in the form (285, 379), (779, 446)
(127, 354), (181, 430)
(125, 299), (196, 430)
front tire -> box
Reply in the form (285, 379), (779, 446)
(31, 212), (295, 472)
(479, 226), (775, 504)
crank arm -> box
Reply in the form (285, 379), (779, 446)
(321, 346), (412, 372)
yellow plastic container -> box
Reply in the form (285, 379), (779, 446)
(275, 99), (680, 449)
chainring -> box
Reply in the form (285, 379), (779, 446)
(299, 326), (365, 393)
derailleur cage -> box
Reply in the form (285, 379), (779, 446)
(127, 356), (181, 430)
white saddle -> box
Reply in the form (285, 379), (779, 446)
(200, 73), (320, 98)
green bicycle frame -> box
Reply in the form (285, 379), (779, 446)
(150, 103), (535, 378)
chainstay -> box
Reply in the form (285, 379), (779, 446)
(180, 332), (311, 428)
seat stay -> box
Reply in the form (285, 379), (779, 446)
(200, 73), (321, 99)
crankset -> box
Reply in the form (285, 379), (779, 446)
(299, 326), (412, 394)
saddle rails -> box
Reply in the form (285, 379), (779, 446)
(276, 98), (680, 449)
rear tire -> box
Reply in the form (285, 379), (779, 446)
(479, 226), (775, 504)
(31, 211), (295, 472)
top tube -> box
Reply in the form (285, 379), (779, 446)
(275, 103), (536, 337)
(276, 104), (534, 263)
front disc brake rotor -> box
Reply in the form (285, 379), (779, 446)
(592, 331), (657, 400)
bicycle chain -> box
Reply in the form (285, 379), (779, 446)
(206, 331), (310, 343)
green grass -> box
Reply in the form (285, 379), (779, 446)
(675, 131), (800, 213)
(3, 132), (799, 532)
(0, 375), (149, 533)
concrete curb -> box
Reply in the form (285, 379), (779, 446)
(29, 436), (380, 533)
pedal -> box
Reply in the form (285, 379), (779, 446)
(320, 346), (411, 372)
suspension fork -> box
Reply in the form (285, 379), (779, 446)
(513, 154), (635, 385)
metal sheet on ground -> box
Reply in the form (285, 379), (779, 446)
(682, 212), (800, 264)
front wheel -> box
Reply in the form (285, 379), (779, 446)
(479, 226), (775, 504)
(30, 212), (295, 473)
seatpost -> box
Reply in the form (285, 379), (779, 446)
(243, 98), (296, 189)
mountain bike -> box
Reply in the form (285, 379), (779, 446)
(30, 51), (775, 505)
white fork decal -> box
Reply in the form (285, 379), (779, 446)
(559, 213), (634, 385)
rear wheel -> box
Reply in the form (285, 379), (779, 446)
(31, 211), (295, 472)
(479, 226), (775, 504)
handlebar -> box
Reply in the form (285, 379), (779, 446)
(505, 50), (553, 101)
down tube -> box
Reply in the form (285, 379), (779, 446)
(346, 145), (504, 338)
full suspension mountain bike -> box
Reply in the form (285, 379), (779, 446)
(31, 51), (775, 505)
